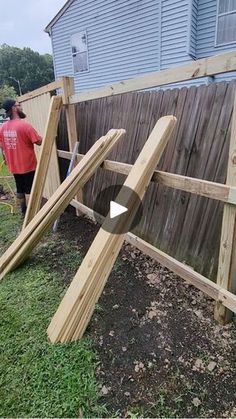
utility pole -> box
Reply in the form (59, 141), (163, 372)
(9, 76), (22, 96)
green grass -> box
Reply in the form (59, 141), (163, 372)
(0, 205), (107, 418)
(0, 154), (10, 176)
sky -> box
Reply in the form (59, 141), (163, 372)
(0, 0), (67, 54)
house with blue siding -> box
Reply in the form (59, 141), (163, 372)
(45, 0), (236, 93)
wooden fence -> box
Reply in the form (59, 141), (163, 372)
(57, 81), (234, 281)
(10, 50), (236, 326)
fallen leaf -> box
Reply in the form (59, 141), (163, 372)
(148, 310), (158, 319)
(192, 397), (201, 407)
(207, 361), (217, 371)
(101, 385), (110, 395)
(193, 358), (204, 370)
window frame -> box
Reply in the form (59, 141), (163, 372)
(215, 0), (236, 46)
(70, 30), (89, 74)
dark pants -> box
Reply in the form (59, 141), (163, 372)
(13, 171), (35, 195)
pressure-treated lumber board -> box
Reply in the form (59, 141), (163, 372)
(70, 233), (125, 341)
(69, 51), (236, 104)
(62, 76), (83, 210)
(21, 93), (61, 200)
(47, 115), (177, 343)
(69, 199), (236, 316)
(215, 92), (236, 324)
(23, 95), (62, 229)
(58, 150), (236, 204)
(18, 79), (63, 102)
(0, 129), (125, 280)
(61, 76), (75, 107)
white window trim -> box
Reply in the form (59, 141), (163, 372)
(215, 0), (236, 47)
(70, 30), (90, 74)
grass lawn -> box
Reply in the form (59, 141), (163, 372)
(0, 203), (106, 417)
(0, 153), (10, 176)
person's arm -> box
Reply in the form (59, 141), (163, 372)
(35, 136), (42, 146)
(26, 123), (42, 145)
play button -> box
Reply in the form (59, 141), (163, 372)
(93, 184), (143, 234)
(110, 201), (128, 219)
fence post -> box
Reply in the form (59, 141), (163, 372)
(62, 76), (83, 212)
(214, 89), (236, 324)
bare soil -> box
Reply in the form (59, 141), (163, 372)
(50, 211), (236, 418)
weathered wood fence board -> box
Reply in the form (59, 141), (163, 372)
(57, 81), (235, 279)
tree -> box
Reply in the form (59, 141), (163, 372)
(0, 44), (54, 95)
(0, 85), (17, 112)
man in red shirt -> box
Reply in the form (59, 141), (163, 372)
(0, 98), (42, 215)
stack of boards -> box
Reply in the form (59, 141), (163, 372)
(0, 129), (126, 280)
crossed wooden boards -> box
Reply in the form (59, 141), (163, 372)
(0, 115), (176, 343)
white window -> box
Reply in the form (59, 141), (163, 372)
(216, 0), (236, 45)
(71, 31), (89, 73)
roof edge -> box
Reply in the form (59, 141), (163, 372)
(44, 0), (75, 33)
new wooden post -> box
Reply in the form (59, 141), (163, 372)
(62, 76), (83, 212)
(214, 89), (236, 324)
(23, 95), (62, 228)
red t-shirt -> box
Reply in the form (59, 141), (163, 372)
(0, 119), (41, 174)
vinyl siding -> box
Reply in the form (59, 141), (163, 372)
(195, 0), (236, 81)
(160, 0), (190, 69)
(158, 0), (207, 89)
(50, 0), (160, 92)
(196, 0), (217, 58)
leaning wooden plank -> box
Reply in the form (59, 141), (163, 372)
(23, 95), (62, 229)
(69, 198), (236, 318)
(214, 91), (236, 324)
(0, 129), (125, 280)
(61, 116), (178, 342)
(47, 115), (177, 343)
(70, 236), (124, 342)
(58, 232), (123, 343)
(58, 150), (236, 204)
(69, 51), (236, 104)
(22, 92), (59, 200)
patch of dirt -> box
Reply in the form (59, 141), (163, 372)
(51, 211), (236, 417)
(0, 185), (10, 201)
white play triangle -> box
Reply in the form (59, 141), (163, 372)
(110, 200), (128, 219)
